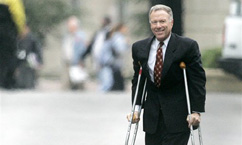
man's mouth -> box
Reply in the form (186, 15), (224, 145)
(156, 28), (165, 33)
(156, 30), (164, 35)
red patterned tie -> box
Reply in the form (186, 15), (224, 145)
(154, 42), (164, 87)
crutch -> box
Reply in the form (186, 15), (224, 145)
(125, 65), (147, 145)
(180, 62), (203, 145)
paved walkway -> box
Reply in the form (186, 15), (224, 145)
(1, 90), (241, 145)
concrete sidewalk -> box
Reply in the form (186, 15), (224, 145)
(1, 91), (241, 145)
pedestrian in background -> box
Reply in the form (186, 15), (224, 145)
(96, 27), (114, 91)
(81, 16), (112, 71)
(15, 24), (43, 89)
(110, 23), (129, 91)
(0, 0), (26, 89)
(62, 16), (88, 90)
(128, 4), (206, 145)
(80, 16), (112, 92)
(94, 23), (129, 92)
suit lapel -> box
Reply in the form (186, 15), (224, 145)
(162, 33), (177, 80)
(142, 36), (155, 82)
(139, 34), (177, 82)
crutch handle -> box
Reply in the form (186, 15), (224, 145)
(180, 62), (186, 69)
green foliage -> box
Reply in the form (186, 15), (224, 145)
(201, 47), (222, 68)
(22, 0), (81, 44)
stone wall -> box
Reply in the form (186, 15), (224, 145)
(184, 0), (230, 50)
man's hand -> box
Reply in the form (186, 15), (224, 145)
(187, 113), (201, 128)
(127, 111), (140, 124)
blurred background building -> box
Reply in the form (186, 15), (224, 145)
(42, 0), (228, 74)
(7, 0), (241, 91)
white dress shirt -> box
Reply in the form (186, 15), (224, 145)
(148, 34), (171, 82)
(134, 34), (171, 112)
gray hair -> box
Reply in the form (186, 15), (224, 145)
(149, 4), (173, 22)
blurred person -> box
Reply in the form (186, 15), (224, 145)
(15, 24), (43, 89)
(128, 5), (206, 145)
(95, 23), (129, 92)
(81, 16), (112, 71)
(96, 30), (114, 91)
(110, 23), (129, 91)
(62, 16), (87, 90)
(80, 16), (112, 91)
(0, 0), (26, 89)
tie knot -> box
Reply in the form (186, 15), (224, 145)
(159, 42), (164, 48)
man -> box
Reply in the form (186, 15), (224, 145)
(62, 16), (87, 90)
(80, 16), (112, 91)
(0, 0), (26, 89)
(15, 24), (43, 89)
(128, 4), (206, 145)
(81, 16), (112, 65)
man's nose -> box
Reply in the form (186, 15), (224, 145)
(156, 22), (162, 28)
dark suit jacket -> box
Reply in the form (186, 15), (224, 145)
(131, 33), (206, 134)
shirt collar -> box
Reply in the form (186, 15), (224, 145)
(155, 33), (171, 48)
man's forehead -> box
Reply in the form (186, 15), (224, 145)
(151, 9), (169, 15)
(150, 10), (170, 19)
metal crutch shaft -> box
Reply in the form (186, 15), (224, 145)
(198, 125), (203, 145)
(125, 66), (143, 145)
(131, 79), (147, 145)
(180, 62), (204, 145)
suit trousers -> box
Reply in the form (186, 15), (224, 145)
(145, 110), (190, 145)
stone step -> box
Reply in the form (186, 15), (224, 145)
(206, 68), (242, 93)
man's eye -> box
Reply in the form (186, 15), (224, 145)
(151, 20), (166, 25)
(151, 21), (157, 24)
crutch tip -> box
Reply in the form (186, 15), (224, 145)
(180, 62), (186, 69)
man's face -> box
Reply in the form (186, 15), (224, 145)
(150, 10), (173, 42)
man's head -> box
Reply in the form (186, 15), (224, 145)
(67, 16), (80, 33)
(149, 5), (174, 42)
(102, 16), (111, 28)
